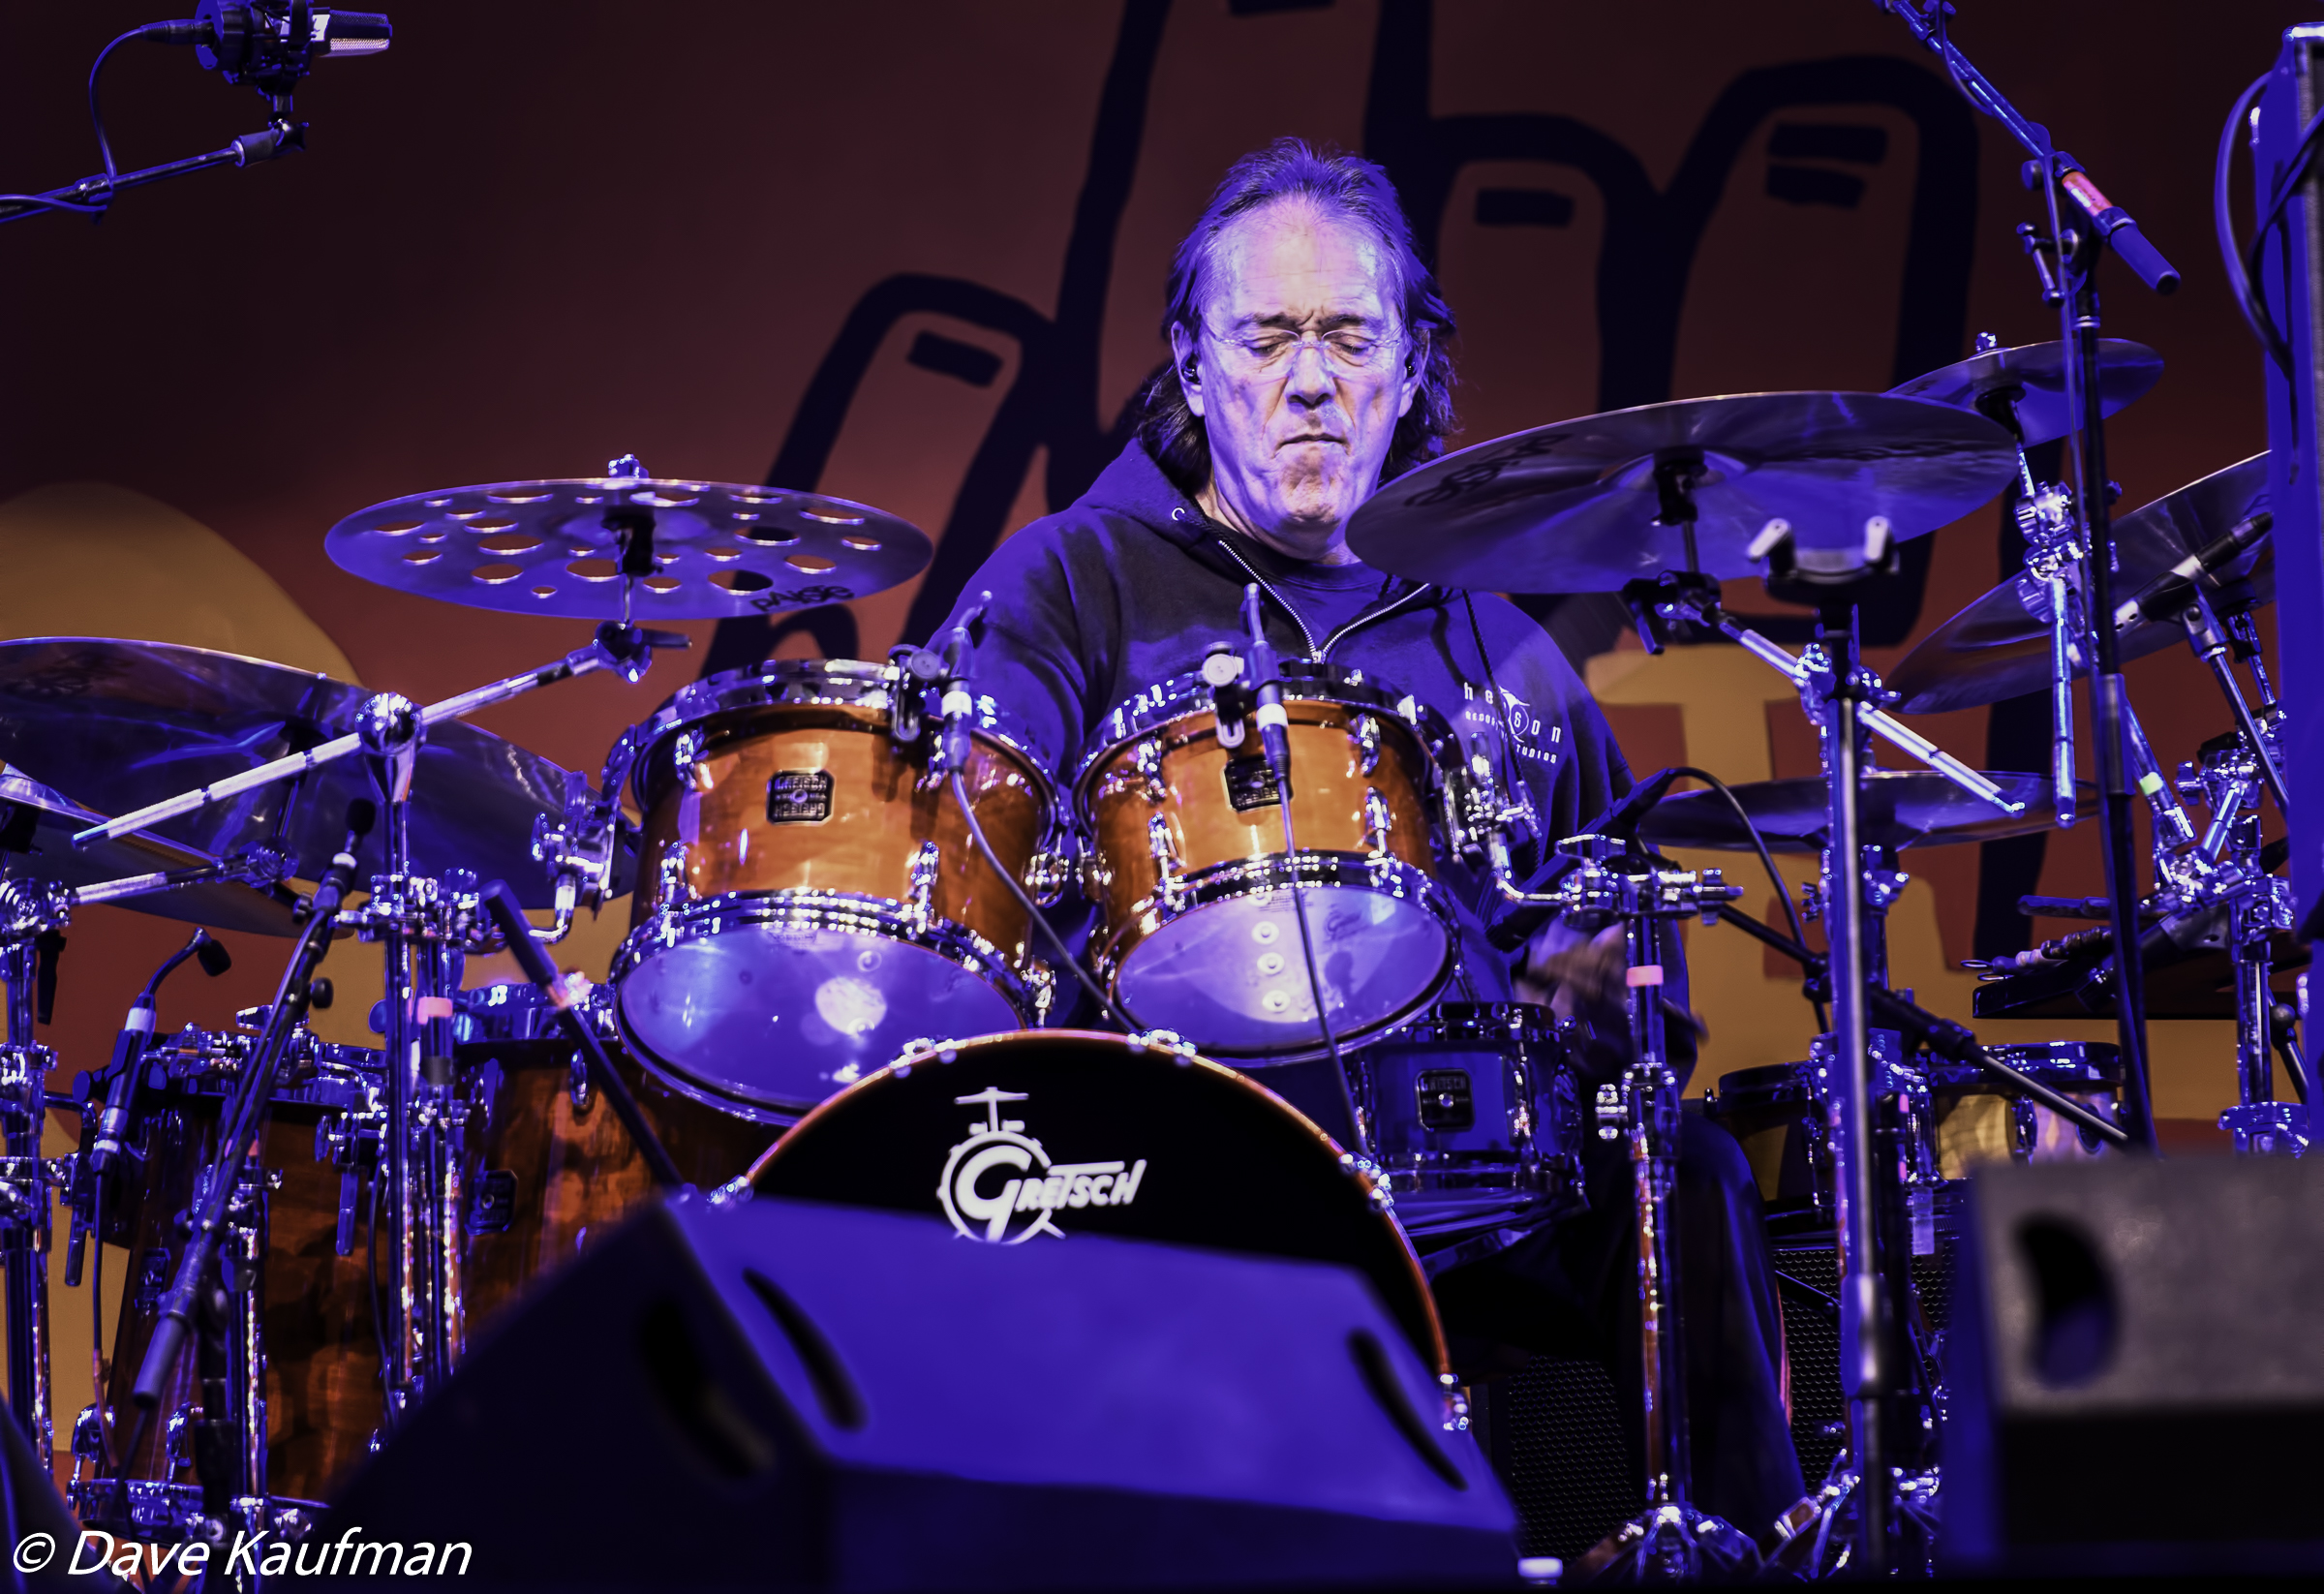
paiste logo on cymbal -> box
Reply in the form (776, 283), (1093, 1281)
(936, 1088), (1147, 1243)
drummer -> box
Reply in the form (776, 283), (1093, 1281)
(930, 138), (1800, 1532)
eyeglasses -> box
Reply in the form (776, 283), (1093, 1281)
(1201, 322), (1406, 377)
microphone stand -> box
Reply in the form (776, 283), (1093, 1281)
(0, 879), (69, 1462)
(1872, 0), (2174, 1150)
(0, 121), (302, 226)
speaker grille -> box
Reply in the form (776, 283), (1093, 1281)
(1485, 1357), (1641, 1559)
(1771, 1239), (1956, 1487)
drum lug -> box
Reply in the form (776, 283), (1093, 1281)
(1023, 848), (1069, 907)
(1363, 786), (1394, 853)
(1077, 838), (1115, 902)
(1350, 712), (1383, 777)
(1147, 815), (1182, 910)
(2009, 1094), (2039, 1159)
(1135, 736), (1168, 802)
(165, 1402), (199, 1473)
(656, 841), (692, 905)
(905, 842), (942, 931)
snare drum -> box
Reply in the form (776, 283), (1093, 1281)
(1075, 661), (1454, 1059)
(609, 659), (1062, 1120)
(1928, 1041), (2121, 1178)
(1352, 1003), (1581, 1246)
(748, 1028), (1448, 1371)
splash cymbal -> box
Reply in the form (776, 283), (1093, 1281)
(1885, 338), (2162, 447)
(1638, 770), (2087, 854)
(0, 770), (296, 936)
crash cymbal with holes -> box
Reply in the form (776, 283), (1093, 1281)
(1344, 392), (2017, 594)
(1887, 453), (2270, 715)
(323, 463), (932, 620)
(1885, 338), (2162, 447)
(1638, 770), (2089, 853)
(0, 639), (602, 906)
(0, 769), (296, 935)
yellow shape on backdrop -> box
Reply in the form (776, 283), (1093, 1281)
(0, 481), (357, 681)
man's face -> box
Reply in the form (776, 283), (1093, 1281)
(1173, 201), (1419, 560)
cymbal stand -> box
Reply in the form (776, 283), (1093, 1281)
(1487, 834), (1757, 1579)
(0, 879), (66, 1460)
(1879, 0), (2183, 1154)
(2175, 732), (2309, 1155)
(1624, 573), (2022, 817)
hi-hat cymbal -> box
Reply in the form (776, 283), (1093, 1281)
(1886, 338), (2162, 447)
(324, 461), (931, 620)
(0, 770), (297, 935)
(0, 639), (597, 907)
(1887, 453), (2269, 715)
(1344, 392), (2018, 594)
(1639, 770), (2086, 854)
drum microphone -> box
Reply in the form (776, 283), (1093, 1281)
(308, 798), (377, 922)
(1239, 584), (1293, 795)
(86, 929), (234, 1180)
(2112, 510), (2272, 629)
(939, 591), (992, 773)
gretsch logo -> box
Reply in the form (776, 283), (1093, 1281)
(935, 1088), (1147, 1243)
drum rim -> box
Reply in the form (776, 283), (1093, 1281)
(610, 655), (1057, 817)
(1069, 661), (1453, 817)
(1089, 852), (1458, 1062)
(609, 888), (1051, 1119)
(746, 1026), (1450, 1376)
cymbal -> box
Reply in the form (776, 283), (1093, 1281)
(0, 770), (297, 935)
(1343, 392), (2018, 594)
(324, 464), (931, 620)
(1887, 453), (2269, 715)
(1886, 339), (2162, 448)
(0, 639), (594, 907)
(1638, 769), (2087, 854)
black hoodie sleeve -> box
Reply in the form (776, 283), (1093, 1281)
(932, 517), (1110, 778)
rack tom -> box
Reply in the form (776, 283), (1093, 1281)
(1075, 660), (1454, 1059)
(609, 659), (1061, 1119)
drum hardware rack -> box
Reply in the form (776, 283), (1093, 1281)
(56, 621), (688, 1530)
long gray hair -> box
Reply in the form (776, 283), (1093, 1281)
(1134, 138), (1458, 496)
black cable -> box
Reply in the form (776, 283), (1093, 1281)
(1662, 764), (1827, 1034)
(85, 25), (159, 204)
(366, 1157), (392, 1434)
(1275, 794), (1363, 1142)
(946, 770), (1140, 1034)
(2217, 72), (2290, 374)
(0, 191), (106, 216)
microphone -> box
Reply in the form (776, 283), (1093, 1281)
(307, 798), (376, 923)
(1239, 584), (1292, 796)
(939, 591), (991, 774)
(2051, 158), (2180, 296)
(86, 929), (233, 1180)
(188, 3), (392, 83)
(2112, 511), (2272, 629)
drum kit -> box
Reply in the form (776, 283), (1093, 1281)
(0, 331), (2293, 1588)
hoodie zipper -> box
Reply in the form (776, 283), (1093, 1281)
(1213, 536), (1436, 661)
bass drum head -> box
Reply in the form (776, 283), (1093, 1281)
(1116, 883), (1450, 1059)
(749, 1029), (1446, 1371)
(618, 922), (1024, 1117)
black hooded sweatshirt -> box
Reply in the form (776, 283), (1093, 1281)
(934, 439), (1690, 1054)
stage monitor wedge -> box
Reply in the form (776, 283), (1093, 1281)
(315, 1194), (1517, 1589)
(1943, 1156), (2324, 1576)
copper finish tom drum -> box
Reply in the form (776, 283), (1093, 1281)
(1075, 661), (1454, 1060)
(609, 659), (1062, 1119)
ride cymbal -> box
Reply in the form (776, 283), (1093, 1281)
(1638, 770), (2088, 854)
(1344, 392), (2017, 595)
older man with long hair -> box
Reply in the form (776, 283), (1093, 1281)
(934, 138), (1802, 1537)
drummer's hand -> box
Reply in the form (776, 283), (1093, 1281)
(1515, 921), (1628, 1022)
